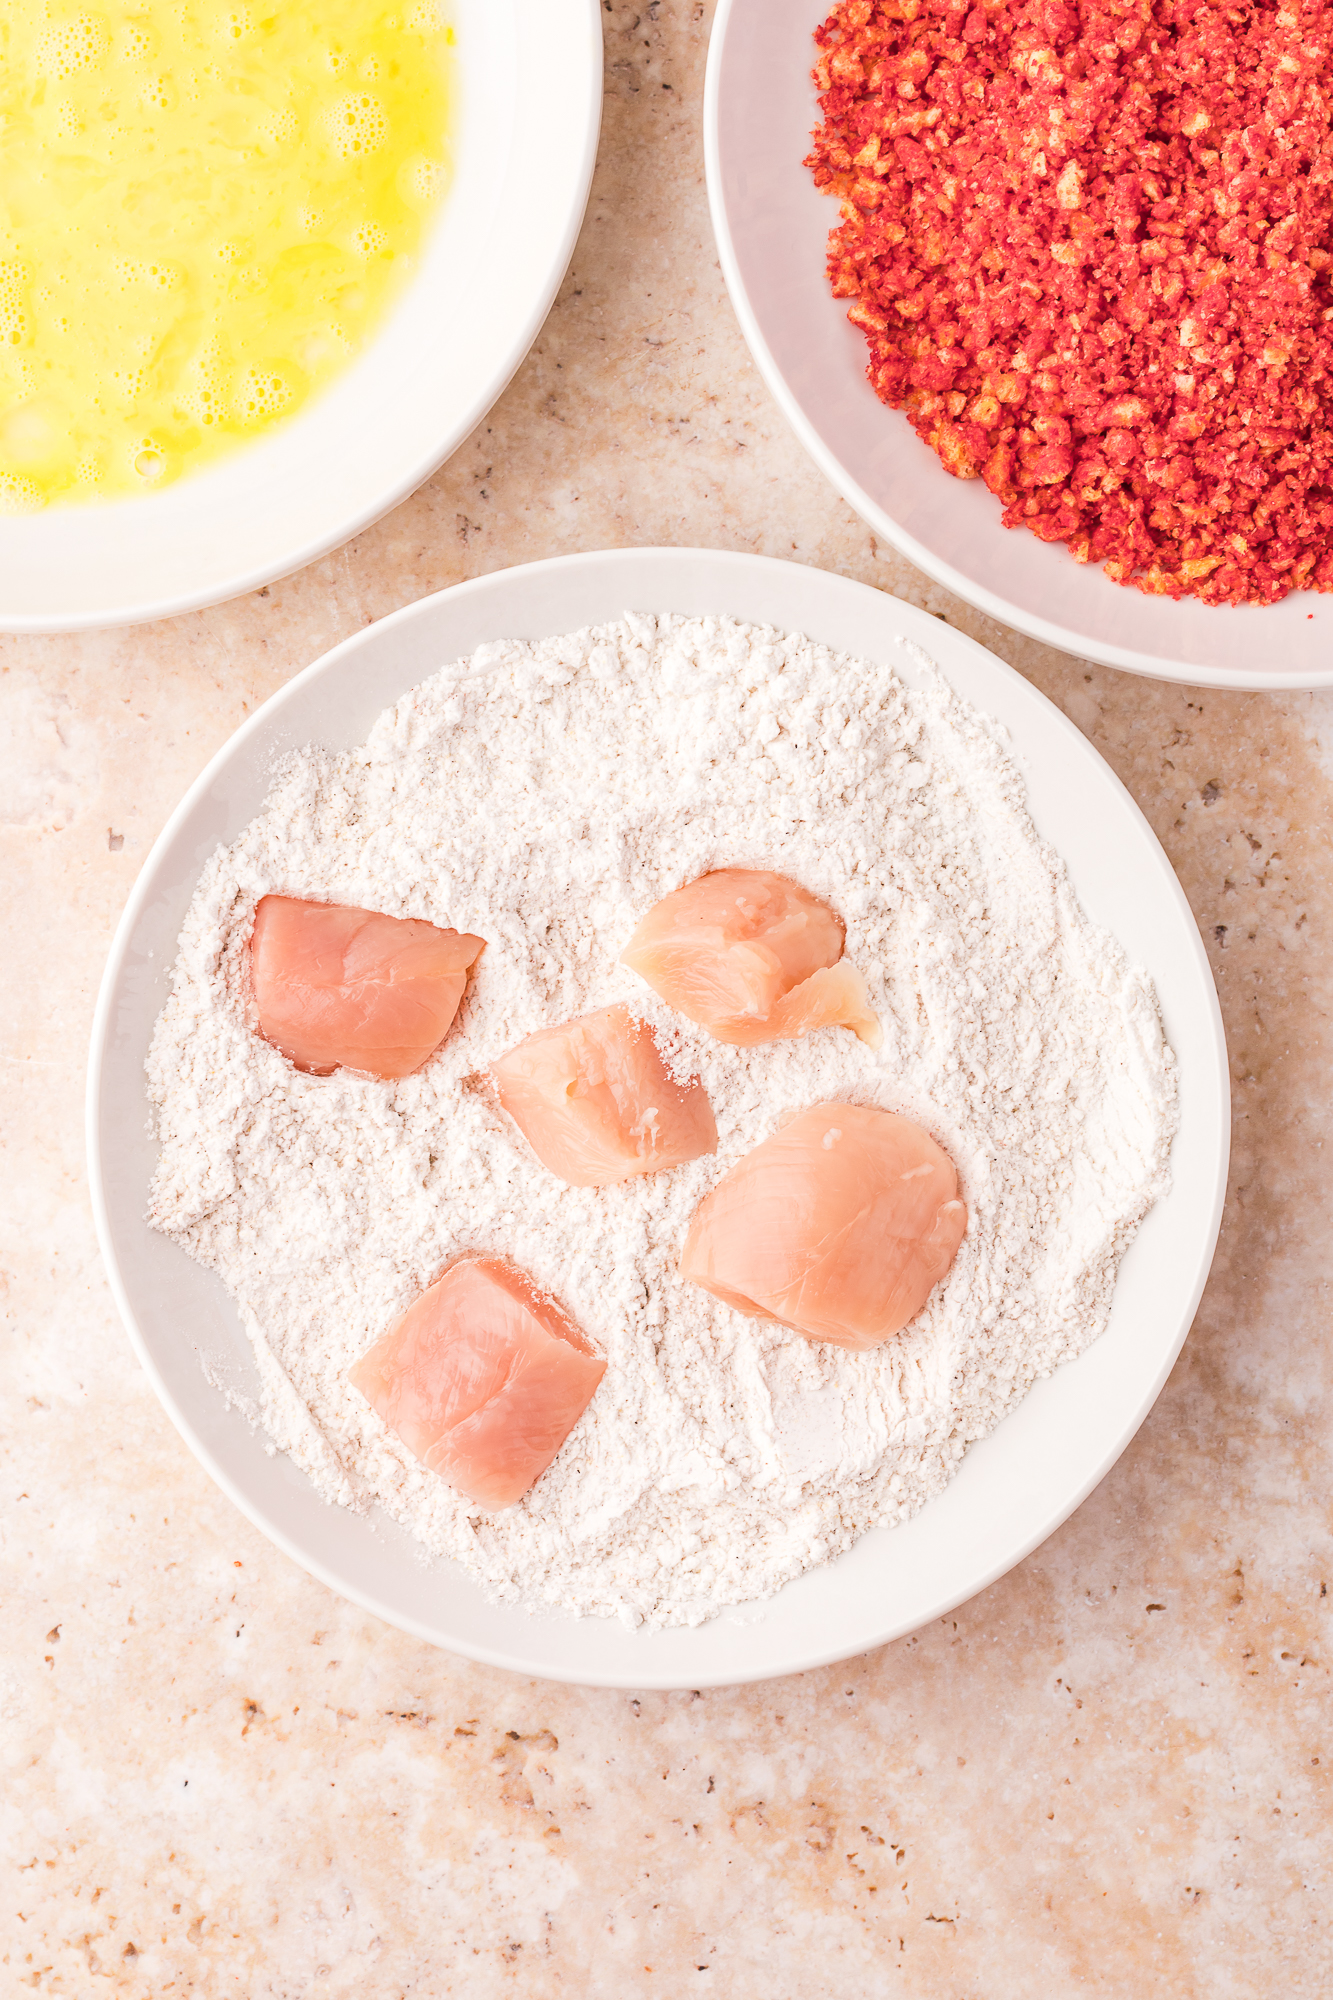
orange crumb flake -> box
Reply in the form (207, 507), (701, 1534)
(806, 0), (1333, 606)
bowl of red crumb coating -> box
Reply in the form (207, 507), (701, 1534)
(706, 0), (1333, 690)
(88, 546), (1229, 1689)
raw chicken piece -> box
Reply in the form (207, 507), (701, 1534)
(491, 1003), (717, 1187)
(763, 960), (882, 1048)
(621, 869), (881, 1048)
(250, 895), (485, 1080)
(680, 1102), (966, 1351)
(350, 1257), (605, 1509)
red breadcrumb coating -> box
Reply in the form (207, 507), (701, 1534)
(806, 0), (1333, 605)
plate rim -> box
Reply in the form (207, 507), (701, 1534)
(0, 0), (603, 634)
(702, 0), (1333, 693)
(86, 545), (1230, 1687)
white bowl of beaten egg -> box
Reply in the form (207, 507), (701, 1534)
(0, 0), (601, 631)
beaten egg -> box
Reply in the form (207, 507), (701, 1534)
(0, 2), (453, 508)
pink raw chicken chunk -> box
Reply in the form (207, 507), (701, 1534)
(680, 1102), (967, 1351)
(250, 895), (485, 1080)
(491, 1003), (717, 1188)
(621, 868), (880, 1048)
(349, 1258), (606, 1509)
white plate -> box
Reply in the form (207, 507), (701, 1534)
(87, 547), (1229, 1688)
(705, 0), (1333, 690)
(0, 0), (601, 633)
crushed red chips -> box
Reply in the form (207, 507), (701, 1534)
(806, 0), (1333, 605)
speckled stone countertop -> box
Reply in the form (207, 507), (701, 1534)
(3, 9), (1332, 1995)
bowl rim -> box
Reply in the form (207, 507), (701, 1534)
(86, 546), (1230, 1687)
(703, 0), (1333, 692)
(0, 0), (603, 634)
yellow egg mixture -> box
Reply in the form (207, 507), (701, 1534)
(0, 3), (452, 509)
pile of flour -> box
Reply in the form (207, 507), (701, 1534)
(145, 613), (1178, 1628)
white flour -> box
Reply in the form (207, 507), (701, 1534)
(146, 614), (1178, 1628)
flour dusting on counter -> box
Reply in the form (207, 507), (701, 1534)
(145, 614), (1178, 1627)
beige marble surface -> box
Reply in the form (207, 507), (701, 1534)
(3, 6), (1332, 1994)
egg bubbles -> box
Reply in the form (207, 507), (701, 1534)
(0, 2), (453, 506)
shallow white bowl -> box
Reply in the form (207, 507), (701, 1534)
(0, 0), (601, 633)
(88, 547), (1229, 1688)
(705, 0), (1333, 690)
